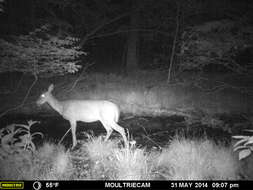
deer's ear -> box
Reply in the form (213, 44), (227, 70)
(48, 84), (54, 92)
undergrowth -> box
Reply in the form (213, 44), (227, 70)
(0, 122), (242, 180)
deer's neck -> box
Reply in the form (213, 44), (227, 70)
(47, 94), (64, 115)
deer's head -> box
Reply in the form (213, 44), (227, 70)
(37, 84), (54, 106)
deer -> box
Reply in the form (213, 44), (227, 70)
(36, 84), (128, 148)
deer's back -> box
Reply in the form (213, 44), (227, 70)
(61, 100), (119, 123)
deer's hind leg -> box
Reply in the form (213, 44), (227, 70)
(111, 122), (128, 147)
(100, 120), (113, 141)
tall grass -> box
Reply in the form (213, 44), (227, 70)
(82, 135), (153, 180)
(155, 137), (239, 180)
(81, 135), (239, 180)
(0, 142), (73, 180)
(0, 128), (240, 180)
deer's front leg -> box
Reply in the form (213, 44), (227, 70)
(70, 121), (77, 148)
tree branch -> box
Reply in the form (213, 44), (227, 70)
(0, 58), (39, 118)
(167, 3), (180, 83)
(67, 62), (95, 92)
(87, 28), (173, 41)
(0, 73), (38, 118)
(80, 13), (129, 47)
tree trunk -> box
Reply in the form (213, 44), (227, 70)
(125, 0), (140, 73)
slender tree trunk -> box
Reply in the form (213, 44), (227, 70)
(125, 0), (140, 73)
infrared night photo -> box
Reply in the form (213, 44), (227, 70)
(0, 0), (253, 188)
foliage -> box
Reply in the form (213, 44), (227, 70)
(0, 142), (73, 180)
(0, 128), (241, 180)
(82, 135), (153, 180)
(233, 130), (253, 160)
(0, 121), (73, 180)
(0, 120), (42, 158)
(81, 134), (239, 180)
(178, 19), (253, 73)
(0, 120), (42, 179)
(156, 137), (239, 180)
(0, 24), (86, 77)
(34, 143), (73, 180)
(112, 140), (152, 180)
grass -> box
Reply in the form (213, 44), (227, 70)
(155, 137), (239, 180)
(0, 132), (241, 180)
(83, 135), (152, 180)
(0, 142), (73, 180)
(0, 121), (74, 180)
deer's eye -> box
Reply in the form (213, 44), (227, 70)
(41, 94), (45, 98)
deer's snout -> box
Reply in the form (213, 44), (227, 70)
(36, 95), (46, 106)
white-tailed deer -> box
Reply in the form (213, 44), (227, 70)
(37, 84), (127, 148)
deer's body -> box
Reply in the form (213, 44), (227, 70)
(37, 84), (127, 148)
(53, 100), (119, 123)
